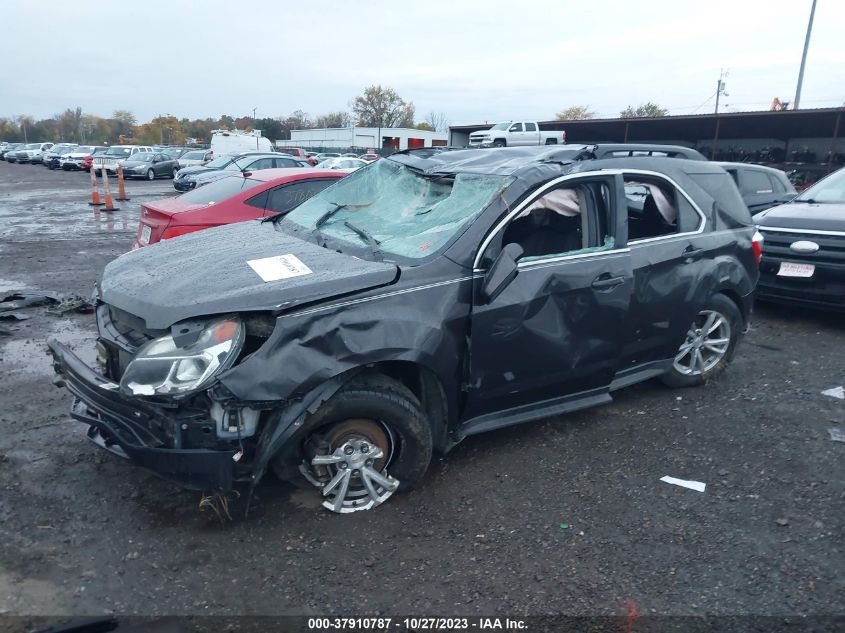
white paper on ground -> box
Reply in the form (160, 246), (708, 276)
(828, 427), (845, 442)
(821, 386), (845, 400)
(247, 254), (312, 282)
(660, 475), (706, 492)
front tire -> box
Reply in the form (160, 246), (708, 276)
(493, 139), (506, 148)
(146, 169), (155, 181)
(276, 376), (433, 513)
(661, 294), (742, 387)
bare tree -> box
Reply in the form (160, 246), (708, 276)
(424, 111), (449, 132)
(555, 105), (596, 121)
(313, 111), (352, 128)
(352, 85), (415, 128)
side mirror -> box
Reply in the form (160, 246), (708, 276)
(481, 242), (524, 304)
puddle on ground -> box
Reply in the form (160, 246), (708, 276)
(0, 278), (28, 292)
(1, 318), (96, 375)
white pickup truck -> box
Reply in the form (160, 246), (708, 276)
(468, 121), (566, 148)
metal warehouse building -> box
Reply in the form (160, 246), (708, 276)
(449, 107), (844, 177)
(279, 127), (448, 152)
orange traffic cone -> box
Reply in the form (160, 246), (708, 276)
(88, 160), (104, 206)
(101, 166), (120, 212)
(116, 163), (130, 201)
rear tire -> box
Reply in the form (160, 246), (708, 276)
(661, 293), (742, 388)
(172, 167), (179, 179)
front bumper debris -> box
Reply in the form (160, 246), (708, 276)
(48, 339), (237, 491)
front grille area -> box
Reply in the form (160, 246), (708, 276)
(758, 228), (845, 307)
(759, 229), (845, 266)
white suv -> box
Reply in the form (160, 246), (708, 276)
(92, 145), (153, 174)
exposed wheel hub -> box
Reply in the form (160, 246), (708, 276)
(303, 419), (399, 514)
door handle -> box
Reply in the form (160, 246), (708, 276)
(591, 275), (626, 290)
(683, 246), (704, 263)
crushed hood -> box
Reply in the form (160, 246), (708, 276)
(754, 202), (845, 232)
(100, 221), (400, 329)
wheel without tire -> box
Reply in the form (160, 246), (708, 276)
(661, 294), (741, 387)
(275, 377), (433, 513)
(146, 169), (155, 180)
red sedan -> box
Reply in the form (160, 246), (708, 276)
(133, 168), (345, 249)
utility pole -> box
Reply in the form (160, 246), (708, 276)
(794, 0), (817, 109)
(714, 70), (729, 114)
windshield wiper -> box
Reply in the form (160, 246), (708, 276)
(343, 221), (382, 261)
(792, 198), (820, 203)
(314, 202), (349, 228)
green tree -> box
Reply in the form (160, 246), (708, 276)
(555, 105), (596, 120)
(414, 122), (434, 131)
(619, 102), (668, 118)
(112, 110), (136, 139)
(351, 85), (415, 128)
(255, 117), (284, 142)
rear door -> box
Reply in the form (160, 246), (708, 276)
(739, 167), (781, 214)
(464, 174), (632, 419)
(618, 170), (710, 369)
(524, 122), (540, 145)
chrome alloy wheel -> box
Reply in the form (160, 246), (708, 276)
(673, 309), (732, 376)
(305, 419), (399, 513)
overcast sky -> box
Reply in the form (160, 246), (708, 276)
(2, 0), (843, 126)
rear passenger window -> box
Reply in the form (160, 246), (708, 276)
(624, 175), (692, 240)
(244, 190), (269, 210)
(266, 180), (336, 214)
(767, 174), (785, 193)
(525, 123), (537, 132)
(742, 170), (774, 194)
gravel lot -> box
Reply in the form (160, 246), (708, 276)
(0, 162), (843, 629)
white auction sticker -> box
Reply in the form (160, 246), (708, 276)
(247, 254), (313, 282)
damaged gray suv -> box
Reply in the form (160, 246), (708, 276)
(50, 145), (761, 513)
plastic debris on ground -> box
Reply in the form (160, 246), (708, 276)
(660, 475), (706, 492)
(821, 386), (845, 400)
(828, 427), (845, 442)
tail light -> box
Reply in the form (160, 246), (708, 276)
(752, 230), (764, 266)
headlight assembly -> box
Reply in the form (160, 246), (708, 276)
(120, 317), (245, 397)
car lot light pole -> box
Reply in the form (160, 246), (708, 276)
(794, 0), (817, 109)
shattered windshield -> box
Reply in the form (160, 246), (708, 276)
(284, 158), (513, 261)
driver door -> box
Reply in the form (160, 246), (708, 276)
(463, 175), (632, 421)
